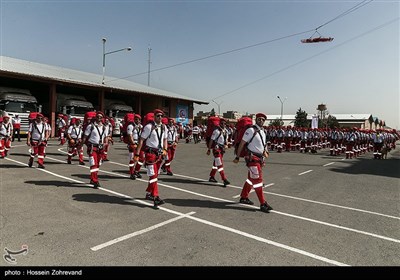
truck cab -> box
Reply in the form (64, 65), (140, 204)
(57, 93), (94, 122)
(104, 99), (134, 136)
(0, 87), (41, 135)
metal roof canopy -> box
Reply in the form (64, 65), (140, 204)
(0, 56), (208, 105)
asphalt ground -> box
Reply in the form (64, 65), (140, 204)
(0, 138), (399, 268)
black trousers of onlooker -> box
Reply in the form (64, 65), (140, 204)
(12, 129), (21, 142)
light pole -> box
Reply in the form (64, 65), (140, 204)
(102, 38), (132, 84)
(277, 96), (287, 121)
(211, 99), (223, 116)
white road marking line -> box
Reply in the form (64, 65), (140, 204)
(164, 168), (400, 221)
(4, 158), (350, 265)
(323, 162), (335, 167)
(11, 149), (400, 247)
(186, 215), (349, 266)
(264, 191), (400, 221)
(91, 212), (196, 251)
(13, 156), (400, 265)
(270, 210), (400, 244)
(24, 156), (400, 244)
(35, 153), (400, 221)
(298, 170), (313, 175)
(233, 183), (274, 198)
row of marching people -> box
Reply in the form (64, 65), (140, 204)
(122, 109), (180, 208)
(260, 126), (398, 159)
(1, 112), (51, 162)
(24, 109), (179, 209)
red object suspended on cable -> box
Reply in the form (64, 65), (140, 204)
(301, 30), (333, 44)
(301, 37), (334, 43)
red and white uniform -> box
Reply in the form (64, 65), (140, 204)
(127, 122), (144, 176)
(209, 127), (229, 181)
(102, 119), (113, 161)
(28, 119), (48, 167)
(161, 123), (178, 174)
(57, 117), (67, 145)
(67, 122), (84, 164)
(140, 122), (167, 198)
(0, 119), (13, 157)
(240, 124), (269, 205)
(84, 122), (109, 184)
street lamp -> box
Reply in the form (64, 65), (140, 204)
(211, 99), (223, 116)
(277, 96), (287, 120)
(102, 38), (132, 84)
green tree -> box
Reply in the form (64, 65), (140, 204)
(269, 118), (283, 127)
(294, 108), (309, 127)
(210, 108), (216, 116)
(326, 115), (340, 128)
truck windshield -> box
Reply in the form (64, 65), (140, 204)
(0, 101), (37, 113)
(114, 110), (131, 118)
(67, 107), (92, 116)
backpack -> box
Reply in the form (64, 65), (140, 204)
(121, 113), (135, 144)
(143, 112), (154, 126)
(28, 112), (39, 124)
(62, 114), (69, 127)
(83, 111), (97, 132)
(234, 116), (255, 157)
(205, 116), (220, 147)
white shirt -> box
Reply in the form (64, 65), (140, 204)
(242, 124), (268, 155)
(211, 127), (228, 146)
(85, 123), (109, 145)
(29, 121), (47, 141)
(57, 118), (67, 128)
(140, 122), (167, 149)
(67, 124), (83, 139)
(167, 125), (178, 143)
(0, 122), (13, 137)
(12, 117), (21, 125)
(127, 123), (141, 143)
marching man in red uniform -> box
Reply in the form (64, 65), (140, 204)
(161, 118), (179, 176)
(135, 109), (168, 209)
(27, 113), (49, 168)
(66, 118), (85, 165)
(126, 114), (144, 180)
(82, 111), (109, 188)
(206, 118), (231, 187)
(56, 114), (67, 145)
(233, 113), (273, 213)
(0, 115), (13, 158)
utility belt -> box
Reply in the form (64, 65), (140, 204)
(213, 144), (226, 152)
(145, 147), (163, 156)
(31, 139), (47, 146)
(167, 141), (177, 149)
(88, 142), (104, 150)
(245, 150), (264, 164)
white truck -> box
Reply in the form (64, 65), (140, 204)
(104, 99), (134, 136)
(0, 86), (41, 135)
(57, 93), (94, 121)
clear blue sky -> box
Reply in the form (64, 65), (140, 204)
(1, 0), (399, 128)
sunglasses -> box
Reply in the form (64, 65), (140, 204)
(156, 114), (163, 117)
(257, 118), (266, 122)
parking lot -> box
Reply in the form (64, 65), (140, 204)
(1, 138), (399, 267)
